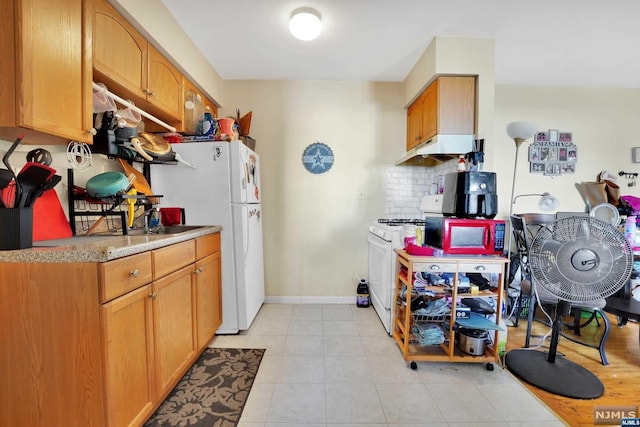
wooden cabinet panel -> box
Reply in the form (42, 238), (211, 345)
(421, 80), (438, 141)
(152, 240), (196, 279)
(437, 76), (476, 135)
(101, 285), (156, 427)
(405, 76), (476, 151)
(98, 251), (153, 302)
(406, 100), (422, 151)
(196, 232), (221, 260)
(147, 45), (182, 119)
(93, 0), (182, 122)
(152, 265), (197, 395)
(0, 0), (93, 144)
(93, 0), (147, 98)
(0, 263), (104, 427)
(195, 252), (222, 349)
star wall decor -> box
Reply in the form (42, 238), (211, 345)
(302, 142), (334, 174)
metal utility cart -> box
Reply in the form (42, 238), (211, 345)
(393, 249), (508, 370)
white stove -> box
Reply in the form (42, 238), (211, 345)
(367, 196), (443, 334)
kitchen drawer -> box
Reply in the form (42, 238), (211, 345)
(99, 252), (153, 303)
(152, 240), (196, 280)
(413, 261), (457, 273)
(196, 233), (220, 260)
(458, 262), (503, 275)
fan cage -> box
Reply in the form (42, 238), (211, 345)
(529, 216), (632, 303)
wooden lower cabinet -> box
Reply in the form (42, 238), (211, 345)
(0, 232), (222, 427)
(152, 265), (197, 396)
(195, 252), (222, 349)
(102, 285), (156, 427)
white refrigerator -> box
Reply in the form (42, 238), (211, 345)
(150, 140), (265, 334)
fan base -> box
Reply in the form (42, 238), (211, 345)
(505, 349), (604, 399)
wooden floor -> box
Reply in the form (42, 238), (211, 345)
(505, 310), (640, 427)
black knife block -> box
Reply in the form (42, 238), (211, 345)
(0, 208), (33, 250)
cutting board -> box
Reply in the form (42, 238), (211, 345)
(117, 159), (157, 203)
(33, 189), (72, 241)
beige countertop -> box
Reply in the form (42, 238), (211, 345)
(0, 226), (222, 263)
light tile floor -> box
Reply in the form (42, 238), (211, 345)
(210, 303), (566, 427)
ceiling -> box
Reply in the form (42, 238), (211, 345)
(161, 0), (640, 88)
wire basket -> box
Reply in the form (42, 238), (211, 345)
(410, 323), (446, 346)
(412, 313), (450, 323)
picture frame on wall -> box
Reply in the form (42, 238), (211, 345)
(530, 162), (545, 173)
(559, 132), (572, 143)
(535, 131), (549, 143)
(559, 147), (568, 161)
(528, 129), (576, 176)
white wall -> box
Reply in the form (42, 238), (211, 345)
(219, 80), (404, 299)
(493, 85), (640, 217)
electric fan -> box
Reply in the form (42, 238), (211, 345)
(505, 216), (633, 399)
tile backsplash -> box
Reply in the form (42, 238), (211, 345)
(384, 159), (457, 218)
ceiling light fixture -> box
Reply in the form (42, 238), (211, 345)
(289, 7), (322, 41)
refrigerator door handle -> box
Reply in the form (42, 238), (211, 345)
(243, 208), (250, 257)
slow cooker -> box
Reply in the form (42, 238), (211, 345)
(457, 328), (488, 355)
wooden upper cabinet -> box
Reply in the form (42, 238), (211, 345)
(93, 0), (147, 98)
(0, 0), (93, 144)
(406, 99), (422, 151)
(420, 80), (438, 141)
(93, 0), (182, 122)
(405, 76), (476, 151)
(147, 46), (182, 119)
(436, 76), (476, 135)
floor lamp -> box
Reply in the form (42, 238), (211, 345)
(506, 122), (538, 261)
(507, 122), (539, 218)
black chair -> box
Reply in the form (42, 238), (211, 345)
(509, 214), (612, 365)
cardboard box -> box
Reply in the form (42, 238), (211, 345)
(240, 136), (256, 151)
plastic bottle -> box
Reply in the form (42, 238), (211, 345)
(457, 155), (466, 172)
(415, 227), (423, 246)
(200, 106), (214, 137)
(625, 216), (636, 247)
(356, 279), (370, 308)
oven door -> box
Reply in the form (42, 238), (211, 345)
(368, 233), (394, 334)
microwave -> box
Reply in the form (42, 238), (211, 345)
(423, 217), (505, 255)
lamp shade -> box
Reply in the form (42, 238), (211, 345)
(539, 192), (560, 211)
(289, 7), (322, 41)
(506, 121), (538, 141)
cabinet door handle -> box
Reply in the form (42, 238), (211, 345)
(193, 267), (205, 275)
(129, 269), (140, 278)
(428, 264), (440, 270)
(88, 128), (97, 136)
(473, 265), (486, 271)
(149, 292), (157, 299)
(144, 88), (156, 97)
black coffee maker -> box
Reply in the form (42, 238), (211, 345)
(442, 171), (497, 218)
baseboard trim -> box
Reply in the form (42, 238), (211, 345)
(264, 296), (355, 304)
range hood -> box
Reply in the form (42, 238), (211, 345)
(395, 134), (475, 166)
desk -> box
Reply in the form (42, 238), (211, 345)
(604, 296), (640, 345)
